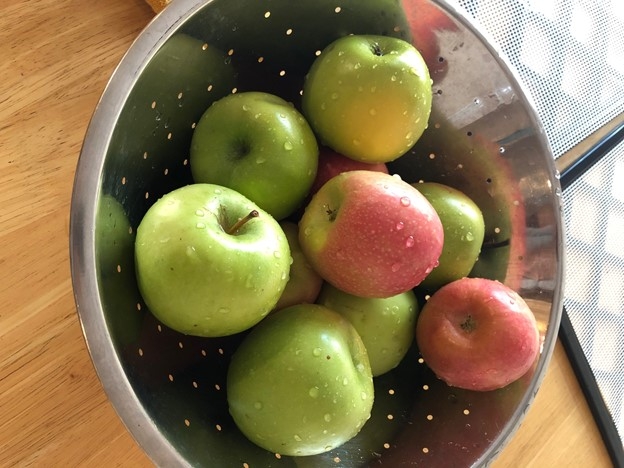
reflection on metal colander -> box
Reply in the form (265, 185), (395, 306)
(70, 0), (564, 466)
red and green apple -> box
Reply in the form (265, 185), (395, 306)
(416, 277), (540, 391)
(298, 170), (444, 298)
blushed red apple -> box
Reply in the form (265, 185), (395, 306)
(298, 170), (443, 298)
(310, 147), (389, 195)
(416, 277), (540, 391)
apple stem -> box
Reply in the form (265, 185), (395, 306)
(227, 210), (259, 234)
(371, 42), (384, 56)
(460, 315), (477, 333)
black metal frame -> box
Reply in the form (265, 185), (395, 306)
(559, 120), (624, 468)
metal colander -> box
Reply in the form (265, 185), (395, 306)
(69, 0), (564, 466)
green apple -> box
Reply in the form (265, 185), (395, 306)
(302, 34), (432, 164)
(412, 182), (485, 291)
(316, 283), (418, 377)
(190, 91), (319, 220)
(273, 221), (324, 311)
(227, 304), (374, 456)
(134, 183), (291, 337)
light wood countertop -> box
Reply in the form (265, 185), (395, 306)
(0, 1), (614, 466)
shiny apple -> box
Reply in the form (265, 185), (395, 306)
(134, 183), (291, 337)
(317, 283), (418, 376)
(413, 182), (485, 291)
(227, 304), (374, 456)
(416, 277), (540, 391)
(302, 34), (432, 163)
(298, 170), (443, 298)
(190, 91), (319, 220)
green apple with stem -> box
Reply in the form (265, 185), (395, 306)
(227, 304), (374, 456)
(317, 283), (418, 377)
(134, 183), (291, 337)
(302, 34), (432, 164)
(190, 91), (319, 220)
(413, 182), (485, 292)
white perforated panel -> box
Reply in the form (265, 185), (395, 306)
(452, 0), (624, 158)
(562, 140), (624, 441)
(451, 0), (624, 450)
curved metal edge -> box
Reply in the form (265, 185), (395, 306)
(432, 1), (566, 465)
(69, 0), (566, 465)
(68, 0), (214, 466)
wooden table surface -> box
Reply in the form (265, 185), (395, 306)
(0, 0), (615, 466)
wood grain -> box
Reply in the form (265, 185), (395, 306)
(0, 0), (613, 466)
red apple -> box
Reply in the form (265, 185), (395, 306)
(298, 170), (443, 298)
(416, 277), (540, 391)
(310, 147), (389, 195)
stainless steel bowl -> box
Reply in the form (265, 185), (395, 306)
(70, 0), (564, 465)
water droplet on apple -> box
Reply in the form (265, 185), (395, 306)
(465, 232), (474, 241)
(218, 307), (230, 314)
(242, 104), (250, 111)
(381, 348), (388, 355)
(256, 156), (266, 164)
(331, 92), (339, 100)
(254, 113), (261, 119)
(254, 401), (263, 410)
(294, 434), (302, 442)
(395, 221), (405, 231)
(399, 196), (411, 207)
(284, 140), (293, 150)
(324, 413), (332, 422)
(352, 139), (361, 146)
(273, 251), (283, 259)
(312, 347), (322, 357)
(309, 387), (319, 398)
(354, 62), (362, 69)
(159, 237), (170, 244)
(320, 102), (327, 110)
(370, 86), (377, 93)
(196, 222), (206, 229)
(391, 263), (401, 272)
(195, 209), (204, 217)
(361, 391), (368, 400)
(390, 75), (397, 82)
(342, 377), (349, 386)
(214, 188), (222, 194)
(405, 131), (413, 140)
(405, 236), (415, 248)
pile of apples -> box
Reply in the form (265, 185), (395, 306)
(134, 34), (540, 457)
